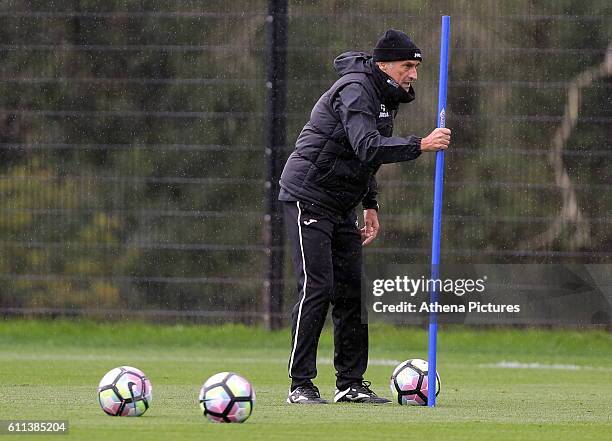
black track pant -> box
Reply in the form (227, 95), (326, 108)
(283, 200), (368, 391)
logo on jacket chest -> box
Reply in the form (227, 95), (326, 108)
(379, 104), (390, 118)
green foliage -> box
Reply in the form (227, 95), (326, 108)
(0, 1), (609, 314)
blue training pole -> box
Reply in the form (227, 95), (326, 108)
(427, 15), (450, 408)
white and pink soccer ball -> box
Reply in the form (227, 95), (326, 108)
(390, 359), (440, 406)
(199, 372), (255, 423)
(98, 366), (153, 416)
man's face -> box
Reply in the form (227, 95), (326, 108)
(377, 60), (420, 91)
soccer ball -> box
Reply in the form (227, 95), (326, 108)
(199, 372), (255, 423)
(97, 366), (152, 416)
(390, 359), (440, 406)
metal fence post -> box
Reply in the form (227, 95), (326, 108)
(263, 0), (288, 330)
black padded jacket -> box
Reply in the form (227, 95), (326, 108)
(278, 51), (422, 216)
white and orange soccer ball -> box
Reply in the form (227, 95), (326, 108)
(390, 359), (440, 406)
(98, 366), (152, 416)
(199, 372), (255, 423)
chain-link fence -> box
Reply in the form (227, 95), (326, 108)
(0, 0), (610, 323)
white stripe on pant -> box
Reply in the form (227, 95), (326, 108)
(288, 201), (307, 378)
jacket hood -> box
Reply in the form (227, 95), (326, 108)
(333, 51), (374, 76)
(333, 51), (415, 107)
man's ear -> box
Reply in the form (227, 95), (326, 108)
(377, 62), (394, 72)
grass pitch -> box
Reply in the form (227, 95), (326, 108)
(0, 320), (611, 440)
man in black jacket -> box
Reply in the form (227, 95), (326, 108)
(280, 29), (451, 404)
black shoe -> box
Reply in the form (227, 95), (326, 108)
(287, 384), (328, 404)
(334, 381), (391, 404)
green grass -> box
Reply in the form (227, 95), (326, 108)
(0, 320), (611, 440)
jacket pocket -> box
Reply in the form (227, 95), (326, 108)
(314, 156), (338, 184)
(329, 156), (364, 183)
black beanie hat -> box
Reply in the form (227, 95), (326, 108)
(372, 29), (422, 62)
